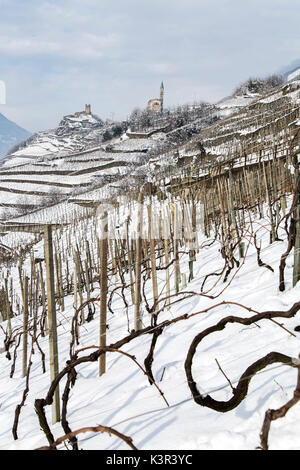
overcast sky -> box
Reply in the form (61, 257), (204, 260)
(0, 0), (299, 132)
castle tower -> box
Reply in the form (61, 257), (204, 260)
(160, 81), (164, 112)
(85, 104), (91, 115)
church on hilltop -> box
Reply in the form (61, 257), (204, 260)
(147, 82), (164, 112)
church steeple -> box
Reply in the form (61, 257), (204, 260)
(160, 81), (164, 112)
(147, 81), (165, 112)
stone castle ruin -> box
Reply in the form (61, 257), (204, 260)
(64, 104), (92, 119)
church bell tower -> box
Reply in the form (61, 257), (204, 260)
(160, 81), (164, 112)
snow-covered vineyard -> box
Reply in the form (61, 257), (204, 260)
(1, 190), (300, 450)
(0, 73), (300, 451)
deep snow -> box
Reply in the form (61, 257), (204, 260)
(1, 201), (300, 450)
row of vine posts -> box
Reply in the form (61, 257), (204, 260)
(0, 123), (300, 448)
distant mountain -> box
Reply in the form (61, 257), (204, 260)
(287, 67), (300, 81)
(278, 59), (300, 81)
(0, 112), (31, 158)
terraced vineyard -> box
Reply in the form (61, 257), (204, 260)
(0, 75), (300, 451)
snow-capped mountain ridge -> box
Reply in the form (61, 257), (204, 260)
(0, 112), (31, 159)
(288, 68), (300, 82)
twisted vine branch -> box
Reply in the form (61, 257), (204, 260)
(36, 424), (137, 450)
(184, 301), (300, 412)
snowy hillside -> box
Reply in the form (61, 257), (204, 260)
(3, 107), (104, 164)
(0, 103), (218, 220)
(1, 195), (300, 450)
(185, 75), (300, 162)
(1, 74), (299, 222)
(0, 68), (300, 452)
(0, 106), (155, 219)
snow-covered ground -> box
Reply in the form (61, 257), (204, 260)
(0, 77), (300, 451)
(0, 200), (300, 450)
(216, 94), (259, 117)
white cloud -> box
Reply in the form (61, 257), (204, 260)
(146, 63), (179, 75)
(0, 0), (299, 131)
(0, 37), (60, 56)
(36, 1), (91, 25)
(0, 32), (121, 59)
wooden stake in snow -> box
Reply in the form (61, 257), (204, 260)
(134, 191), (144, 331)
(38, 261), (48, 335)
(74, 251), (84, 323)
(163, 217), (171, 310)
(126, 218), (135, 305)
(4, 278), (12, 337)
(147, 205), (159, 318)
(99, 211), (108, 376)
(58, 253), (64, 312)
(44, 224), (60, 424)
(293, 165), (300, 287)
(172, 203), (181, 293)
(22, 276), (29, 378)
(262, 161), (276, 244)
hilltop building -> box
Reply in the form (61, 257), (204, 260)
(147, 82), (164, 112)
(64, 104), (92, 119)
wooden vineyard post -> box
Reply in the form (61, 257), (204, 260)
(109, 239), (117, 282)
(4, 278), (12, 337)
(54, 247), (60, 309)
(75, 251), (84, 323)
(84, 259), (93, 322)
(58, 253), (64, 312)
(147, 205), (159, 317)
(126, 219), (135, 305)
(22, 276), (29, 378)
(38, 261), (48, 335)
(228, 166), (242, 257)
(44, 224), (60, 424)
(134, 191), (144, 331)
(73, 256), (79, 345)
(293, 208), (300, 287)
(33, 268), (39, 342)
(293, 166), (300, 286)
(163, 217), (170, 310)
(187, 201), (196, 282)
(216, 178), (229, 257)
(172, 203), (181, 294)
(99, 210), (108, 376)
(85, 240), (93, 291)
(262, 161), (276, 244)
